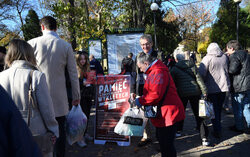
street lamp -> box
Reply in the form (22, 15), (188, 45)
(234, 0), (242, 41)
(150, 2), (159, 49)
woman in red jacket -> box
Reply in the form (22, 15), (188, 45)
(133, 52), (185, 157)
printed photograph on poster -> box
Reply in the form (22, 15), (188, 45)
(107, 33), (143, 74)
(89, 39), (102, 60)
(94, 75), (131, 146)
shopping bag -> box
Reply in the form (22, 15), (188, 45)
(114, 107), (147, 136)
(66, 105), (87, 145)
(199, 99), (215, 119)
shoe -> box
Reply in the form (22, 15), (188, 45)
(175, 131), (182, 137)
(202, 138), (210, 146)
(229, 125), (244, 133)
(85, 133), (94, 141)
(77, 138), (87, 147)
(137, 138), (152, 147)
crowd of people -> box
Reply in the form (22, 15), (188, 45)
(0, 15), (249, 157)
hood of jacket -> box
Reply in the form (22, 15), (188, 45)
(207, 43), (223, 57)
(174, 60), (194, 70)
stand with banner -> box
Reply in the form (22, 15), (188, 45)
(94, 75), (131, 146)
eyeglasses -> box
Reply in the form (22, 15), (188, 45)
(140, 42), (151, 46)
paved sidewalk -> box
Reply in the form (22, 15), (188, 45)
(66, 104), (250, 157)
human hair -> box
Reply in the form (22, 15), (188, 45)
(5, 39), (36, 67)
(137, 52), (154, 64)
(226, 40), (242, 51)
(140, 34), (153, 44)
(75, 51), (90, 78)
(40, 16), (57, 30)
(128, 52), (133, 58)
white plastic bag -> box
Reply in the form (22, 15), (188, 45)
(66, 105), (87, 145)
(199, 99), (215, 119)
(114, 107), (147, 136)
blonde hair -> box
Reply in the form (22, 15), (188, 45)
(5, 39), (36, 67)
(75, 51), (90, 78)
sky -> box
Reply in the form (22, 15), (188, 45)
(2, 0), (247, 32)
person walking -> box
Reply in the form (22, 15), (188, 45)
(199, 42), (230, 138)
(170, 52), (209, 146)
(0, 39), (58, 156)
(0, 84), (43, 157)
(28, 16), (80, 157)
(226, 40), (250, 133)
(133, 52), (185, 157)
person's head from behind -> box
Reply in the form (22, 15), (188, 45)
(226, 40), (242, 55)
(136, 52), (153, 73)
(5, 39), (36, 67)
(128, 52), (133, 58)
(207, 42), (222, 54)
(174, 53), (185, 62)
(40, 16), (57, 31)
(140, 34), (153, 54)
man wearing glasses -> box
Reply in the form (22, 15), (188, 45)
(131, 34), (159, 147)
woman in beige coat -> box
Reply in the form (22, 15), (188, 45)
(0, 39), (59, 157)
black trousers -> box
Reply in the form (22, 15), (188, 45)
(156, 124), (177, 157)
(177, 96), (209, 139)
(53, 116), (66, 157)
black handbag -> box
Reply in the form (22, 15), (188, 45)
(144, 73), (170, 118)
(27, 70), (54, 154)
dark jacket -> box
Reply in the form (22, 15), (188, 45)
(120, 56), (134, 74)
(170, 60), (207, 97)
(229, 50), (250, 93)
(90, 59), (104, 75)
(0, 85), (42, 157)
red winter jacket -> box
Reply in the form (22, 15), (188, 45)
(139, 60), (185, 127)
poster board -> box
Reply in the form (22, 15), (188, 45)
(89, 39), (102, 60)
(107, 33), (143, 74)
(94, 75), (131, 146)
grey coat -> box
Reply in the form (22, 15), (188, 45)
(28, 31), (80, 117)
(0, 60), (59, 137)
(199, 46), (230, 94)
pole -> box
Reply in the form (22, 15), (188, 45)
(153, 11), (157, 49)
(236, 3), (239, 41)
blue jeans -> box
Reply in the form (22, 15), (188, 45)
(232, 90), (250, 130)
(208, 92), (226, 133)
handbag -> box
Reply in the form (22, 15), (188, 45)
(27, 70), (54, 154)
(144, 73), (170, 118)
(199, 98), (215, 119)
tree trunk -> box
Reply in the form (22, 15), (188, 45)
(68, 0), (76, 50)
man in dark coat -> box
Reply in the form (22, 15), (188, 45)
(226, 40), (250, 133)
(0, 85), (42, 157)
(89, 54), (104, 75)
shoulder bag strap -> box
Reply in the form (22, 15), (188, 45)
(27, 70), (34, 127)
(158, 72), (170, 106)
